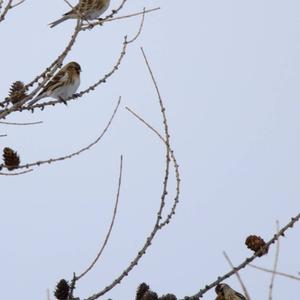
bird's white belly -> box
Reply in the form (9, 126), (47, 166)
(87, 2), (110, 19)
(53, 77), (80, 100)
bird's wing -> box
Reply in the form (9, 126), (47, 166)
(234, 292), (247, 300)
(63, 0), (88, 16)
(39, 71), (68, 96)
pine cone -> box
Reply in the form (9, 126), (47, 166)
(54, 279), (70, 300)
(9, 81), (27, 104)
(245, 235), (268, 256)
(3, 147), (20, 170)
(136, 283), (150, 300)
(143, 291), (158, 300)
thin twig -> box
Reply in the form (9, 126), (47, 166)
(269, 221), (280, 300)
(11, 0), (25, 8)
(0, 120), (43, 126)
(223, 251), (251, 300)
(77, 155), (123, 281)
(81, 7), (160, 31)
(0, 168), (33, 176)
(0, 0), (13, 22)
(249, 264), (300, 281)
(125, 107), (180, 229)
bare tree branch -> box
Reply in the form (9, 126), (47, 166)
(268, 221), (280, 300)
(0, 0), (13, 22)
(0, 168), (33, 176)
(76, 155), (124, 281)
(0, 120), (43, 126)
(249, 264), (300, 281)
(223, 251), (251, 300)
(10, 0), (25, 8)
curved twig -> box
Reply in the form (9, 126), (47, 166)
(0, 120), (43, 126)
(10, 0), (25, 8)
(125, 106), (181, 229)
(0, 168), (33, 176)
(76, 155), (123, 281)
(81, 7), (160, 31)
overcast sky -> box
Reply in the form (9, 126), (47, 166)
(1, 0), (300, 299)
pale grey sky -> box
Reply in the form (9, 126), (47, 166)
(1, 1), (300, 299)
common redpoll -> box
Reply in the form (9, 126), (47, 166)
(49, 0), (111, 28)
(27, 62), (81, 107)
(215, 284), (247, 300)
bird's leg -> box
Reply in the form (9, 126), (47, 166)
(58, 96), (68, 106)
(97, 17), (104, 25)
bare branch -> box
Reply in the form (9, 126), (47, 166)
(125, 106), (180, 229)
(0, 168), (33, 176)
(249, 265), (300, 281)
(268, 221), (280, 300)
(10, 0), (25, 8)
(77, 155), (124, 281)
(223, 251), (251, 300)
(0, 120), (43, 126)
(81, 7), (160, 31)
(0, 0), (13, 22)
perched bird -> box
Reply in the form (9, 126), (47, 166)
(27, 62), (81, 107)
(215, 284), (247, 300)
(49, 0), (111, 28)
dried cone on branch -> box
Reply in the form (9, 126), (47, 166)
(136, 283), (150, 300)
(8, 81), (27, 104)
(54, 279), (70, 300)
(245, 235), (268, 256)
(3, 147), (20, 170)
(136, 283), (158, 300)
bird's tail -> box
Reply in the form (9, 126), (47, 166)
(49, 16), (69, 28)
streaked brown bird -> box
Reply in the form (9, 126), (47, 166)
(49, 0), (111, 28)
(27, 62), (81, 107)
(215, 284), (247, 300)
